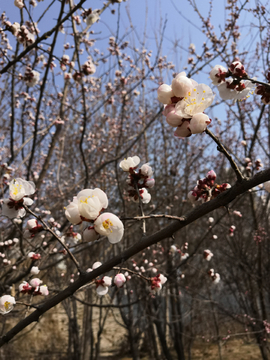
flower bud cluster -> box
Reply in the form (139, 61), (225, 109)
(150, 273), (167, 292)
(119, 156), (154, 204)
(229, 225), (236, 237)
(0, 237), (19, 249)
(210, 62), (254, 101)
(64, 226), (82, 244)
(19, 279), (49, 296)
(203, 249), (213, 261)
(95, 276), (112, 296)
(28, 252), (41, 260)
(188, 170), (231, 203)
(208, 269), (220, 284)
(24, 68), (40, 87)
(255, 71), (270, 104)
(253, 228), (266, 244)
(244, 157), (263, 174)
(16, 25), (35, 46)
(157, 72), (214, 137)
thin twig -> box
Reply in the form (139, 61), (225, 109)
(24, 205), (81, 273)
(205, 128), (244, 182)
(135, 182), (146, 235)
(121, 214), (186, 222)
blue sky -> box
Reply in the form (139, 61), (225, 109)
(2, 0), (259, 82)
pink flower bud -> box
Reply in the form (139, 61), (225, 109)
(114, 273), (126, 288)
(188, 113), (211, 134)
(171, 73), (193, 98)
(157, 84), (174, 104)
(207, 170), (216, 181)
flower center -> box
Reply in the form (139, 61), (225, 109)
(4, 301), (10, 310)
(80, 195), (94, 204)
(12, 184), (22, 197)
(102, 219), (113, 232)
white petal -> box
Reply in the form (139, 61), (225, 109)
(96, 285), (108, 296)
(94, 213), (124, 244)
(157, 84), (174, 104)
(189, 113), (210, 134)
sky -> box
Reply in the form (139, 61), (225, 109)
(1, 0), (266, 124)
(1, 0), (260, 83)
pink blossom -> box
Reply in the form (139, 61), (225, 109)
(114, 273), (126, 288)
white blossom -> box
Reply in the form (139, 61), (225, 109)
(209, 65), (227, 85)
(25, 70), (40, 87)
(175, 83), (215, 119)
(30, 266), (40, 275)
(77, 188), (108, 221)
(94, 212), (124, 244)
(188, 113), (211, 134)
(30, 278), (42, 287)
(39, 285), (49, 296)
(86, 9), (100, 26)
(171, 72), (193, 98)
(140, 163), (153, 177)
(0, 295), (16, 314)
(96, 276), (112, 296)
(14, 0), (24, 9)
(119, 156), (140, 171)
(9, 178), (35, 201)
(92, 261), (102, 269)
(65, 197), (81, 225)
(114, 273), (126, 288)
(157, 84), (174, 104)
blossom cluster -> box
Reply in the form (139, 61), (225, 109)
(150, 273), (167, 292)
(208, 269), (220, 284)
(19, 278), (49, 296)
(157, 72), (215, 137)
(5, 20), (35, 47)
(209, 61), (254, 101)
(188, 170), (231, 203)
(65, 188), (124, 244)
(1, 178), (35, 219)
(95, 273), (127, 296)
(87, 262), (127, 296)
(119, 156), (154, 204)
(255, 71), (270, 104)
(203, 249), (213, 261)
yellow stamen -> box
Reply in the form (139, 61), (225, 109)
(80, 198), (88, 204)
(188, 92), (191, 96)
(202, 98), (205, 100)
(102, 219), (113, 232)
(4, 301), (10, 310)
(203, 90), (206, 93)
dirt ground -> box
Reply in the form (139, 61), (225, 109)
(0, 301), (264, 360)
